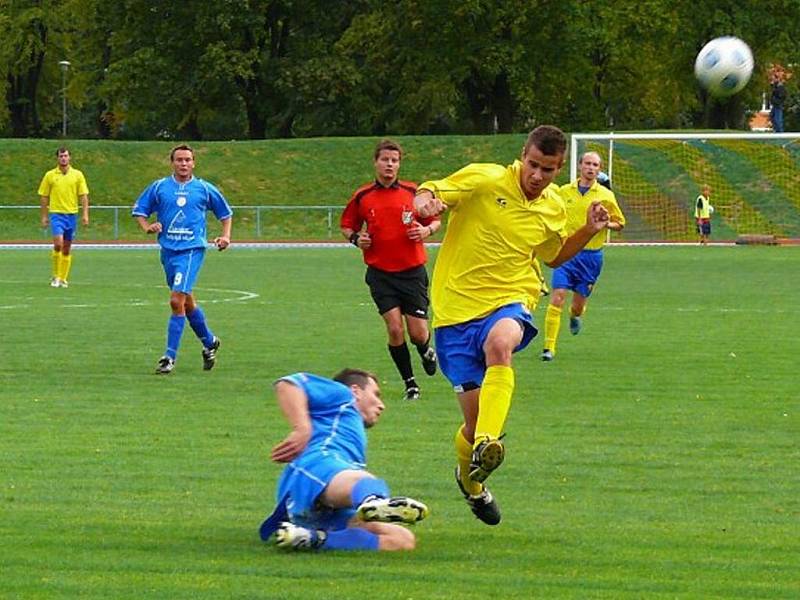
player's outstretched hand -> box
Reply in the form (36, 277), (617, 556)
(414, 191), (445, 218)
(270, 429), (311, 463)
(214, 236), (231, 251)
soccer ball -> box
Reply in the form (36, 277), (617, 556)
(694, 37), (754, 97)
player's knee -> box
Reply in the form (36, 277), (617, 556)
(386, 323), (405, 343)
(551, 289), (567, 306)
(484, 338), (514, 365)
(169, 294), (186, 313)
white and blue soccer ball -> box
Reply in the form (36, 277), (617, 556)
(694, 36), (754, 97)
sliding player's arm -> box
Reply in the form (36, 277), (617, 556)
(270, 380), (312, 463)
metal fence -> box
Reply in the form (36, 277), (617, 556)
(0, 205), (343, 241)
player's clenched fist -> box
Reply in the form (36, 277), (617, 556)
(414, 190), (445, 218)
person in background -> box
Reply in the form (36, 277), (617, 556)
(769, 69), (787, 133)
(694, 184), (713, 246)
(38, 147), (90, 288)
(541, 152), (626, 362)
(132, 144), (233, 374)
(341, 139), (440, 400)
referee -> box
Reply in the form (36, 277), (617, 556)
(341, 139), (440, 400)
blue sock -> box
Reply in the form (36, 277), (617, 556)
(186, 306), (214, 347)
(165, 315), (186, 359)
(351, 477), (390, 507)
(323, 527), (380, 551)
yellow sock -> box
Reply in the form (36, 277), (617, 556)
(454, 426), (482, 496)
(58, 254), (73, 282)
(474, 365), (514, 444)
(51, 250), (60, 279)
(544, 304), (562, 353)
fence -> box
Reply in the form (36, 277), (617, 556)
(0, 205), (343, 241)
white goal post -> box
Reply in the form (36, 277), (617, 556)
(570, 132), (800, 242)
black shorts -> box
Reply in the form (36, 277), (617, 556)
(365, 265), (430, 318)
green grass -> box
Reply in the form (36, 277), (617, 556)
(1, 246), (799, 599)
(0, 135), (535, 208)
(5, 134), (800, 241)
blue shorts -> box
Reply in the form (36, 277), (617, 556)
(551, 249), (603, 298)
(697, 219), (711, 235)
(50, 213), (78, 241)
(160, 247), (206, 293)
(275, 450), (363, 532)
(434, 303), (537, 391)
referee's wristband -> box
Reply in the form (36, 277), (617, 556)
(349, 232), (360, 247)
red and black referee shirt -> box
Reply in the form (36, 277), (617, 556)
(341, 179), (439, 273)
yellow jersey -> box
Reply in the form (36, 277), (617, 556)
(419, 161), (567, 327)
(694, 194), (712, 219)
(37, 166), (89, 214)
(559, 180), (625, 250)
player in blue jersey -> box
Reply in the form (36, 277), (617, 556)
(132, 144), (233, 374)
(259, 368), (429, 552)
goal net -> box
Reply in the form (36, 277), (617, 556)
(570, 132), (800, 242)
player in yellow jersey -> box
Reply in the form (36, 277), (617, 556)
(38, 147), (90, 288)
(541, 152), (626, 361)
(413, 126), (611, 525)
(694, 184), (713, 245)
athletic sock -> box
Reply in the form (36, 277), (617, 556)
(388, 342), (414, 381)
(474, 365), (514, 443)
(51, 250), (60, 279)
(414, 334), (432, 357)
(351, 477), (390, 507)
(455, 426), (482, 496)
(544, 304), (562, 353)
(323, 527), (380, 551)
(58, 254), (73, 282)
(165, 315), (186, 359)
(186, 306), (214, 347)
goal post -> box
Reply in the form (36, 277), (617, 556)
(570, 132), (800, 242)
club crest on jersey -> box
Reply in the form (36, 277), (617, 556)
(496, 197), (507, 207)
(176, 195), (187, 207)
(401, 209), (414, 225)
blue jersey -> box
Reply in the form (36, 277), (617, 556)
(132, 175), (233, 251)
(280, 372), (367, 465)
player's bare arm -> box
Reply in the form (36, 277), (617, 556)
(40, 196), (49, 227)
(81, 194), (90, 226)
(547, 201), (609, 267)
(214, 217), (233, 251)
(270, 381), (312, 463)
(135, 215), (162, 234)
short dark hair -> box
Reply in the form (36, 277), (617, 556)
(170, 144), (194, 161)
(56, 147), (69, 156)
(333, 368), (378, 389)
(523, 125), (567, 157)
(374, 139), (403, 160)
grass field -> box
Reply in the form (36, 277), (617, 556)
(1, 245), (798, 599)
